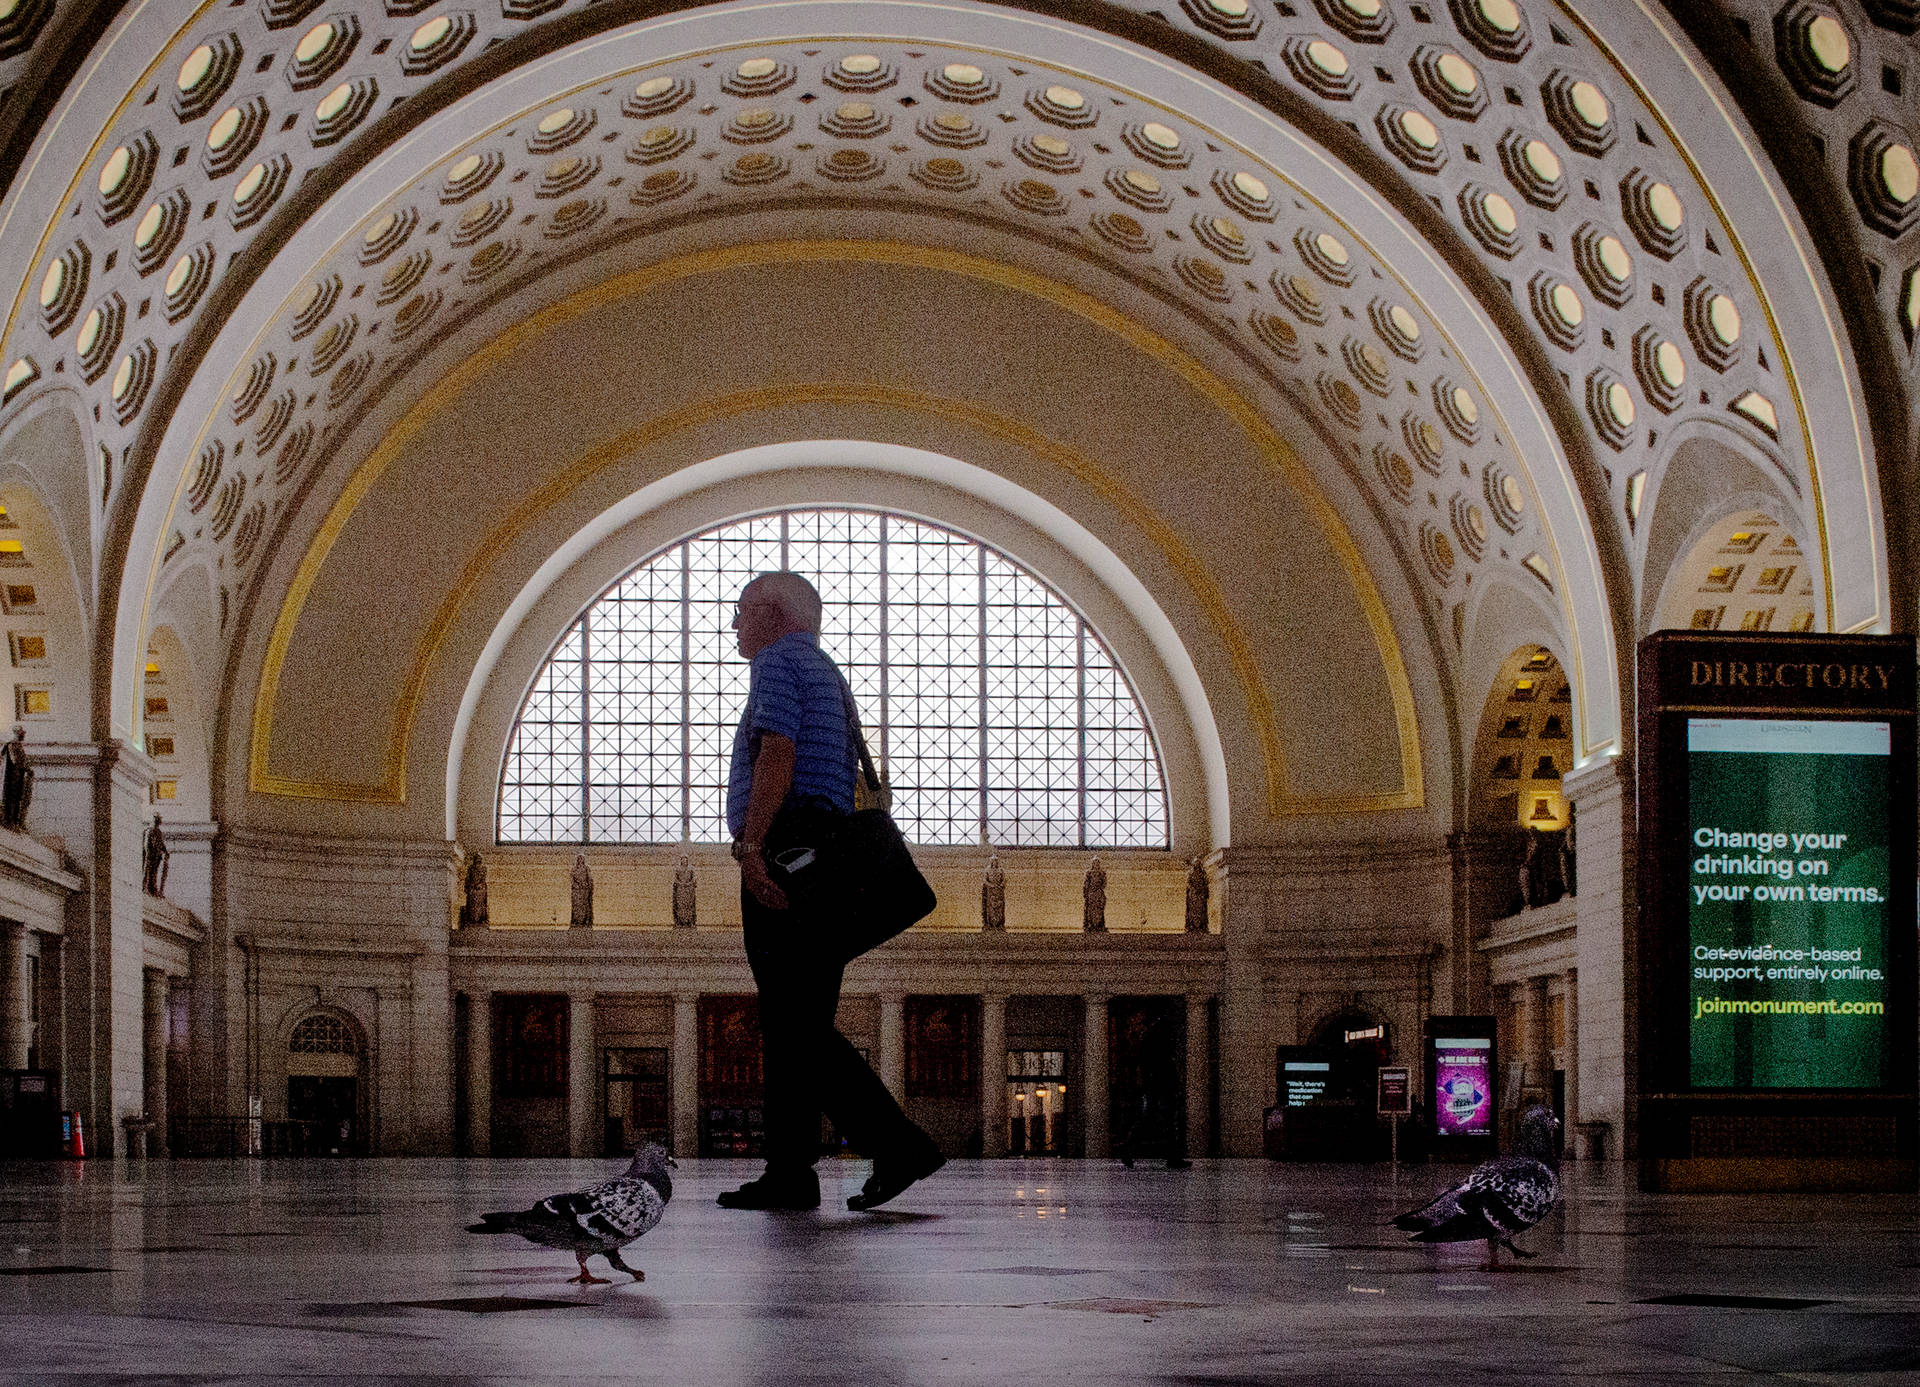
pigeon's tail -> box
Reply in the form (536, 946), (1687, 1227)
(1390, 1189), (1461, 1237)
(466, 1212), (522, 1235)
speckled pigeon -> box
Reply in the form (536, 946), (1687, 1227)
(1392, 1104), (1560, 1270)
(467, 1142), (674, 1284)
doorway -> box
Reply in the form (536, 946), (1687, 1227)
(286, 1011), (363, 1155)
(288, 1076), (358, 1155)
(1007, 1049), (1067, 1155)
(604, 1047), (670, 1156)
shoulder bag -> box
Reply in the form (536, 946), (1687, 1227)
(771, 676), (937, 962)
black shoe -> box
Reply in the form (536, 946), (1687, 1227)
(717, 1171), (820, 1210)
(847, 1144), (945, 1211)
(1165, 1158), (1192, 1170)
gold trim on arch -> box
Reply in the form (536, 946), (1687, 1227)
(249, 241), (1425, 814)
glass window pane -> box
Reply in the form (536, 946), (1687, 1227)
(497, 509), (1165, 848)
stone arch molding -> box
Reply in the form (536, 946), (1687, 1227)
(449, 439), (1235, 849)
(115, 0), (1629, 784)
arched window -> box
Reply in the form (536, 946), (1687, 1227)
(498, 509), (1168, 848)
(289, 1013), (358, 1055)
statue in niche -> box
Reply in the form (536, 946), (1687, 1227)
(981, 856), (1006, 931)
(142, 815), (170, 897)
(570, 853), (593, 928)
(671, 850), (697, 929)
(1083, 856), (1106, 933)
(1558, 803), (1577, 900)
(460, 850), (489, 928)
(0, 723), (32, 831)
(1516, 831), (1543, 912)
(1185, 856), (1210, 934)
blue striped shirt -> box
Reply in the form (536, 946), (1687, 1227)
(726, 631), (858, 835)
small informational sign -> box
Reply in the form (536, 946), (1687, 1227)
(1376, 1066), (1410, 1115)
(1282, 1060), (1332, 1107)
(1432, 1037), (1493, 1138)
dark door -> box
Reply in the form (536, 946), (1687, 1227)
(288, 1076), (357, 1155)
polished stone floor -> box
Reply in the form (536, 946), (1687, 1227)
(1, 1156), (1916, 1384)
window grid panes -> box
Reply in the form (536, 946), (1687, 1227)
(498, 509), (1168, 849)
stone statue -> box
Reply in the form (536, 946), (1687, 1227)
(569, 853), (593, 928)
(0, 723), (32, 831)
(1517, 831), (1542, 912)
(460, 850), (489, 928)
(671, 850), (696, 929)
(981, 855), (1006, 931)
(1083, 856), (1106, 933)
(1559, 803), (1577, 900)
(1185, 855), (1210, 934)
(142, 815), (169, 897)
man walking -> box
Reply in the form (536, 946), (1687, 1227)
(718, 571), (944, 1212)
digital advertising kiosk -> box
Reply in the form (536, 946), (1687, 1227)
(1636, 631), (1917, 1191)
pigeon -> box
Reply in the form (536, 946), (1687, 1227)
(466, 1142), (675, 1284)
(1392, 1103), (1560, 1271)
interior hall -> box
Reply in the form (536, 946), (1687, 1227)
(0, 0), (1914, 1378)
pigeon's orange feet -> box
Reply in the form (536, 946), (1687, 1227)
(570, 1257), (610, 1285)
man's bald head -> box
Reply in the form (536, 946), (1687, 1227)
(745, 571), (823, 635)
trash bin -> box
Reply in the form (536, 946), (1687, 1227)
(121, 1115), (150, 1159)
(1573, 1120), (1609, 1162)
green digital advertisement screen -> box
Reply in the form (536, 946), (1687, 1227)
(1687, 717), (1892, 1090)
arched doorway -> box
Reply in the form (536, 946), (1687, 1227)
(287, 1012), (365, 1156)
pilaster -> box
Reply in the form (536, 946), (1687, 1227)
(979, 993), (1006, 1158)
(1185, 992), (1210, 1157)
(569, 991), (596, 1156)
(1214, 852), (1274, 1157)
(1445, 830), (1520, 1015)
(0, 920), (28, 1068)
(672, 992), (697, 1158)
(1083, 994), (1108, 1158)
(467, 990), (491, 1156)
(1565, 755), (1635, 1157)
(142, 966), (168, 1155)
(35, 740), (153, 1157)
(878, 993), (905, 1104)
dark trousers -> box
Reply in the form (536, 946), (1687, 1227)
(740, 833), (927, 1174)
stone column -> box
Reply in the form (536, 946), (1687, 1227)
(1185, 993), (1210, 1158)
(671, 993), (698, 1159)
(569, 992), (596, 1157)
(1522, 975), (1553, 1097)
(979, 993), (1006, 1158)
(1082, 994), (1108, 1158)
(37, 741), (153, 1157)
(0, 921), (30, 1069)
(467, 991), (491, 1156)
(1565, 756), (1635, 1158)
(142, 967), (168, 1156)
(878, 993), (905, 1104)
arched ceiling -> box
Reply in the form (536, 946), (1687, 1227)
(0, 0), (1903, 821)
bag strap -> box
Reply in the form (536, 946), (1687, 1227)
(835, 673), (885, 796)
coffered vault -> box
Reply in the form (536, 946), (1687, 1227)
(0, 0), (1902, 832)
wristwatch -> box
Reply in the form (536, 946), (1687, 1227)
(730, 838), (762, 861)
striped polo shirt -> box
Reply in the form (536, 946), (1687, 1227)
(726, 631), (858, 836)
